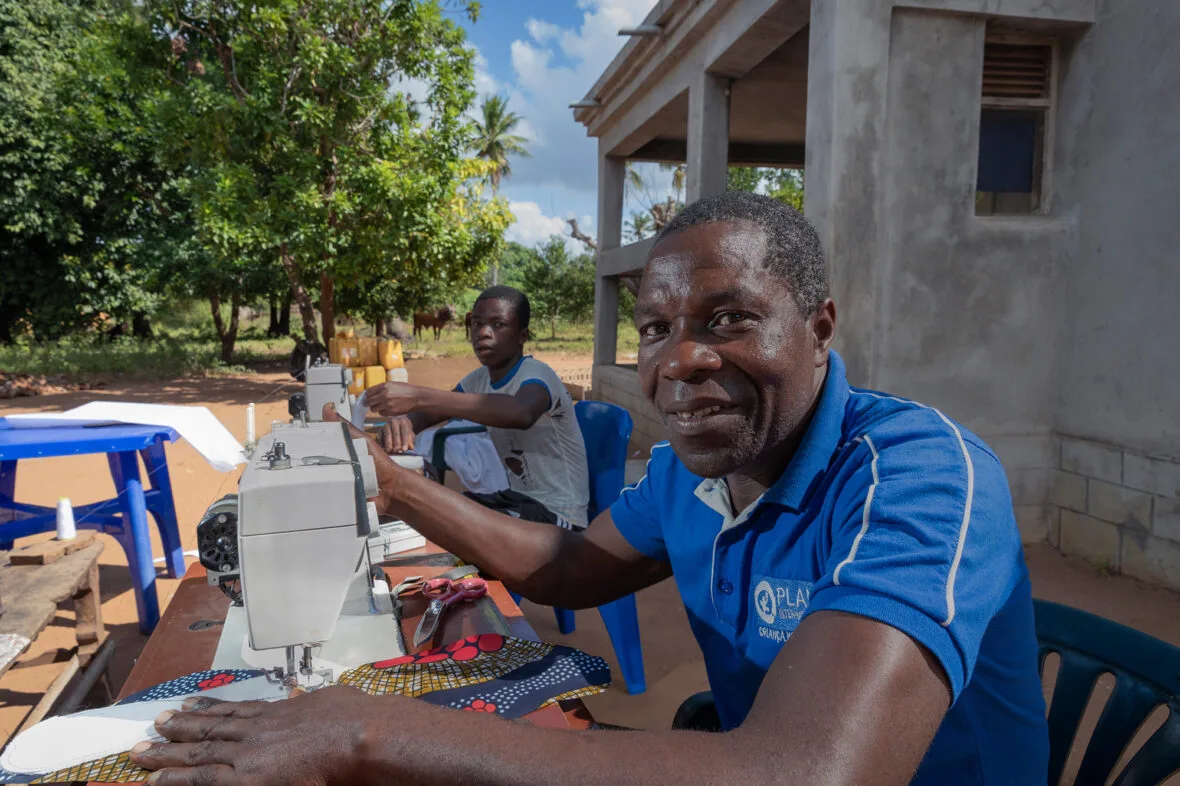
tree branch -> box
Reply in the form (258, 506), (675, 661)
(280, 65), (301, 114)
(566, 218), (597, 251)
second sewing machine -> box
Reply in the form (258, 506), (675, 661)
(195, 414), (426, 690)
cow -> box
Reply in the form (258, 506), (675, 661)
(412, 305), (458, 341)
(464, 310), (473, 339)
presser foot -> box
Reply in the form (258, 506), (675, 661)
(264, 645), (334, 692)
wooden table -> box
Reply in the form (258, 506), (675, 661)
(89, 545), (594, 783)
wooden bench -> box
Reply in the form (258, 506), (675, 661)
(0, 535), (111, 732)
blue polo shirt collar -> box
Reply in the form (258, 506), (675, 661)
(762, 350), (850, 511)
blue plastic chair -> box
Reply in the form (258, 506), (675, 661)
(428, 404), (647, 694)
(1035, 599), (1180, 786)
(506, 401), (647, 695)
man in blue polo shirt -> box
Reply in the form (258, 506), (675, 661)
(134, 192), (1048, 786)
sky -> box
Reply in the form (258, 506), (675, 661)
(457, 0), (660, 250)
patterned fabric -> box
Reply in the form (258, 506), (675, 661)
(29, 752), (142, 784)
(119, 669), (266, 705)
(2, 637), (610, 783)
(339, 634), (610, 718)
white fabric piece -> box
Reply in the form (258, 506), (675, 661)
(414, 420), (509, 494)
(0, 634), (31, 675)
(2, 402), (246, 472)
(0, 676), (287, 775)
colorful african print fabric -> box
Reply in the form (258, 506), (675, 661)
(339, 633), (611, 716)
(0, 637), (610, 783)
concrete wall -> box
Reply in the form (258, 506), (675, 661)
(806, 0), (1180, 588)
(1053, 3), (1180, 459)
(587, 0), (1180, 589)
(592, 365), (665, 450)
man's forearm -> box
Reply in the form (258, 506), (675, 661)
(416, 387), (538, 430)
(356, 702), (754, 786)
(407, 411), (446, 434)
(380, 469), (591, 606)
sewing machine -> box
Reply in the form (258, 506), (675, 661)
(197, 420), (418, 687)
(289, 362), (354, 423)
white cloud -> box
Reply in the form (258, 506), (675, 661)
(505, 201), (593, 254)
(525, 18), (562, 45)
(472, 50), (501, 98)
(506, 201), (570, 246)
(496, 1), (658, 197)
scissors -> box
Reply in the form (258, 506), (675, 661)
(413, 576), (488, 647)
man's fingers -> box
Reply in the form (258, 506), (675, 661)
(382, 424), (395, 453)
(144, 764), (236, 786)
(323, 403), (369, 441)
(131, 740), (237, 772)
(178, 699), (268, 718)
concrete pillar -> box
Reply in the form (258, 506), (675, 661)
(686, 72), (731, 203)
(804, 0), (892, 387)
(594, 146), (625, 367)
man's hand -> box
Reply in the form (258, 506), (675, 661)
(363, 381), (422, 417)
(322, 404), (404, 514)
(381, 416), (415, 453)
(129, 686), (377, 785)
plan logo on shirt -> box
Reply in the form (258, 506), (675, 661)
(752, 575), (812, 643)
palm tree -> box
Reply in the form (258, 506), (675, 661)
(473, 95), (530, 195)
(473, 95), (529, 285)
(625, 211), (654, 243)
(659, 162), (686, 204)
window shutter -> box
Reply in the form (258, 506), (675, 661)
(982, 43), (1051, 100)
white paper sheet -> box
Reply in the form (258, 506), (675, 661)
(2, 402), (246, 472)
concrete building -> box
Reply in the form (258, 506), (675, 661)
(573, 0), (1180, 589)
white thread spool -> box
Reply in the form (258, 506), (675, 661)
(245, 402), (256, 449)
(55, 497), (76, 541)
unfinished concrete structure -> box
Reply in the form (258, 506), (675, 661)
(574, 0), (1180, 588)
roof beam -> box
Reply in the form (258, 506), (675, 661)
(629, 138), (806, 168)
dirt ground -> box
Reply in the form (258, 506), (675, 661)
(2, 354), (1180, 765)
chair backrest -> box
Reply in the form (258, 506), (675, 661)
(573, 401), (634, 520)
(1034, 599), (1180, 786)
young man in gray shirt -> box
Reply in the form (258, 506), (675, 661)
(366, 286), (591, 530)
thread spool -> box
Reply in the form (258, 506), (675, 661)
(56, 497), (76, 541)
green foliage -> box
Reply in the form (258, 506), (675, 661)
(512, 237), (595, 339)
(727, 166), (805, 211)
(472, 94), (530, 193)
(0, 0), (514, 360)
(0, 0), (179, 341)
(147, 0), (510, 344)
(624, 212), (653, 243)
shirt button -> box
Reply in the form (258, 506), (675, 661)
(718, 579), (734, 595)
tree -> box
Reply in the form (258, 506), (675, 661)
(472, 95), (530, 194)
(472, 93), (529, 285)
(516, 237), (594, 339)
(765, 169), (805, 211)
(727, 166), (805, 211)
(624, 211), (653, 243)
(148, 0), (508, 345)
(0, 0), (178, 342)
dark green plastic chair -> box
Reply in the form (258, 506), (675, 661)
(1035, 599), (1180, 786)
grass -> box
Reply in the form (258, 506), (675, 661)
(408, 318), (640, 360)
(0, 302), (640, 381)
